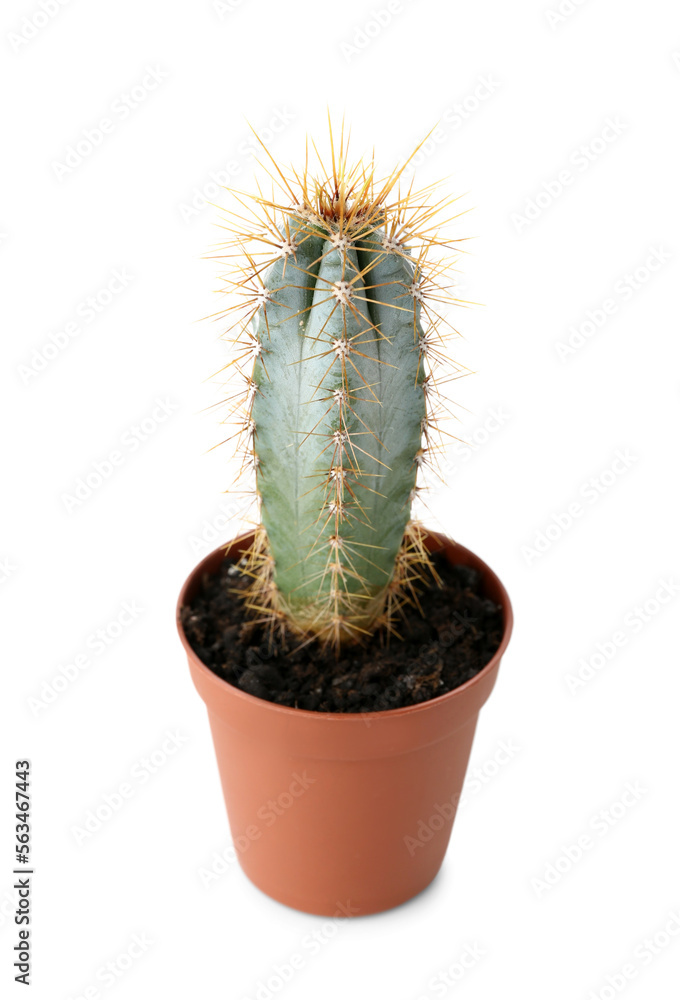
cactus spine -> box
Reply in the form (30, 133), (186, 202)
(216, 125), (465, 649)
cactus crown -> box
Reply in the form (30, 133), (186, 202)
(212, 122), (467, 650)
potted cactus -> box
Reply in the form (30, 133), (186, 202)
(177, 125), (513, 916)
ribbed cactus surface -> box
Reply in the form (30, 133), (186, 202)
(250, 213), (426, 643)
(216, 128), (462, 648)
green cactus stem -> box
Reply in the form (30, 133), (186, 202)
(216, 127), (465, 648)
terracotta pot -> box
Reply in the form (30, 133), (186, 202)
(177, 530), (513, 916)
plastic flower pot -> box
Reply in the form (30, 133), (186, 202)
(177, 529), (513, 916)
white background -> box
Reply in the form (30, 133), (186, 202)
(2, 0), (680, 998)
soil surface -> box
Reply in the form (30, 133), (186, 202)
(180, 552), (504, 713)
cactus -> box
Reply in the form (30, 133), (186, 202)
(214, 124), (465, 649)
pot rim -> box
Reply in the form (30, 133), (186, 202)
(176, 529), (513, 723)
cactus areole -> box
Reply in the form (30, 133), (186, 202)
(216, 125), (467, 650)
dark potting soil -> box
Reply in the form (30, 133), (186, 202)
(180, 551), (504, 713)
